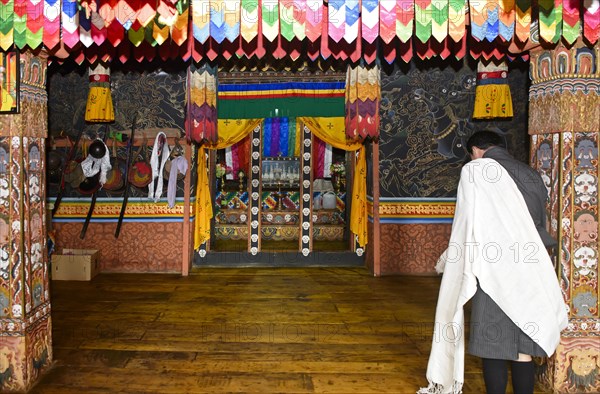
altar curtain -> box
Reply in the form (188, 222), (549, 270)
(299, 117), (368, 248)
(194, 118), (261, 249)
(194, 146), (213, 249)
(195, 116), (368, 249)
(262, 117), (302, 157)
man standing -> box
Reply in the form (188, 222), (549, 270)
(419, 131), (567, 394)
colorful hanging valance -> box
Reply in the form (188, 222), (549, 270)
(217, 81), (345, 119)
(345, 63), (380, 141)
(187, 63), (218, 144)
(1, 1), (599, 63)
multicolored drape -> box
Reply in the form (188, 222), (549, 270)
(312, 137), (333, 180)
(3, 1), (598, 63)
(261, 116), (302, 158)
(345, 63), (380, 141)
(187, 63), (218, 144)
(224, 136), (250, 180)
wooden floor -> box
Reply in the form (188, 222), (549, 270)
(30, 268), (551, 393)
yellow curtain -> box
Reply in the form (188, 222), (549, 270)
(208, 119), (262, 149)
(194, 146), (212, 248)
(194, 119), (262, 249)
(299, 117), (368, 247)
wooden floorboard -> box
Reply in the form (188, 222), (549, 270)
(29, 268), (551, 393)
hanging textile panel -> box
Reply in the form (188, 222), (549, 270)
(311, 136), (332, 179)
(261, 116), (302, 158)
(4, 0), (600, 62)
(345, 63), (380, 140)
(218, 81), (345, 119)
(188, 63), (218, 143)
(472, 60), (513, 119)
(224, 134), (251, 179)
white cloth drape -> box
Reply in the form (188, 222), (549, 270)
(323, 144), (332, 178)
(418, 158), (568, 394)
(80, 139), (111, 185)
(148, 132), (171, 202)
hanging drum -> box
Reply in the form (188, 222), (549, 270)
(46, 149), (63, 184)
(129, 140), (152, 188)
(103, 138), (125, 191)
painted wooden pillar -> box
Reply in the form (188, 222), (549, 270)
(0, 51), (52, 391)
(529, 40), (600, 393)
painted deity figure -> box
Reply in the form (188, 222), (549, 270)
(572, 286), (598, 317)
(574, 210), (598, 242)
(574, 173), (598, 204)
(575, 139), (597, 169)
(29, 145), (40, 172)
(537, 141), (552, 170)
(573, 245), (598, 277)
(0, 147), (8, 174)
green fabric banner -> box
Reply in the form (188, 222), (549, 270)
(217, 96), (345, 119)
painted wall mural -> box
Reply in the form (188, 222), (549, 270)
(379, 60), (529, 198)
(46, 64), (196, 274)
(47, 65), (189, 200)
(48, 64), (186, 138)
(376, 59), (530, 275)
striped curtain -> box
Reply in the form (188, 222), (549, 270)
(261, 117), (302, 158)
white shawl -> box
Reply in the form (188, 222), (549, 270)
(418, 158), (568, 394)
(148, 132), (170, 202)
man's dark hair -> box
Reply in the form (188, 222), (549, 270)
(466, 130), (504, 154)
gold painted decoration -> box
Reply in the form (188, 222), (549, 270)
(528, 41), (600, 135)
(529, 82), (600, 134)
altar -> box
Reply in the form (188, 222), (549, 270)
(191, 73), (369, 265)
(211, 130), (350, 253)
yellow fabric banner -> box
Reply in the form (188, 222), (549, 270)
(194, 118), (261, 249)
(194, 146), (213, 248)
(350, 146), (367, 247)
(209, 119), (262, 149)
(299, 116), (368, 248)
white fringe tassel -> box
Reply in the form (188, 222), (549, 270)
(417, 381), (463, 394)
